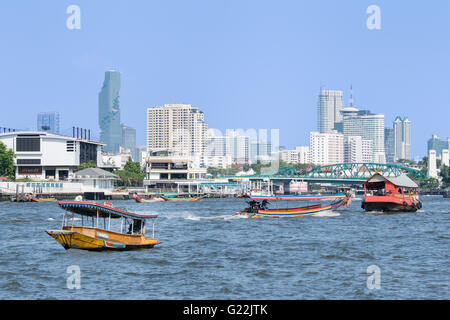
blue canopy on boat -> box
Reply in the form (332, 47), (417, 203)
(58, 201), (158, 219)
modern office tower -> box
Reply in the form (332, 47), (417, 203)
(249, 140), (272, 164)
(384, 128), (395, 163)
(341, 107), (386, 163)
(427, 135), (450, 159)
(121, 124), (137, 161)
(37, 112), (60, 134)
(280, 146), (310, 164)
(393, 116), (411, 161)
(309, 131), (344, 165)
(317, 88), (344, 133)
(146, 104), (208, 157)
(427, 150), (438, 178)
(99, 70), (122, 154)
(344, 136), (373, 163)
(225, 130), (250, 165)
(442, 149), (449, 167)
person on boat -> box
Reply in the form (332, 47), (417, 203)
(261, 199), (270, 210)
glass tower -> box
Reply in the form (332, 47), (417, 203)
(99, 70), (121, 153)
(37, 112), (60, 134)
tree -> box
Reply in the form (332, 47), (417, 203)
(440, 165), (450, 186)
(78, 160), (97, 171)
(0, 141), (15, 179)
(113, 158), (145, 187)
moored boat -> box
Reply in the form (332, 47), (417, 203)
(161, 195), (203, 202)
(29, 194), (57, 202)
(134, 194), (164, 203)
(361, 173), (422, 212)
(46, 201), (160, 251)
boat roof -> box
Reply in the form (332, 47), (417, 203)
(58, 201), (158, 219)
(366, 173), (419, 188)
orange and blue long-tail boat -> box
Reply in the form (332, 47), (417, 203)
(249, 193), (347, 201)
(239, 193), (352, 218)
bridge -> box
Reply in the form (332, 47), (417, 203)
(245, 163), (426, 185)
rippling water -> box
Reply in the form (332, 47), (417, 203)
(0, 196), (449, 299)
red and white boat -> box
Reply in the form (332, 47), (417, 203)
(362, 173), (422, 212)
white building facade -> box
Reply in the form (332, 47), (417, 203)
(0, 131), (103, 181)
(309, 131), (344, 165)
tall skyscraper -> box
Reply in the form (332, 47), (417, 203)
(37, 112), (60, 134)
(341, 107), (386, 163)
(384, 128), (395, 163)
(393, 116), (411, 161)
(317, 88), (344, 133)
(147, 104), (208, 157)
(121, 124), (137, 161)
(99, 70), (122, 154)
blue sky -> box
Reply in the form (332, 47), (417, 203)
(1, 0), (449, 160)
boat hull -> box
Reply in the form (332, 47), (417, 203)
(46, 227), (160, 251)
(362, 201), (419, 213)
(162, 197), (202, 202)
(135, 197), (164, 203)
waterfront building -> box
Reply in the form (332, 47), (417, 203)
(344, 136), (373, 163)
(341, 107), (386, 163)
(394, 116), (411, 161)
(280, 146), (310, 164)
(427, 135), (450, 159)
(0, 131), (103, 181)
(309, 131), (344, 165)
(99, 70), (122, 154)
(442, 149), (449, 167)
(147, 104), (208, 158)
(427, 150), (438, 178)
(317, 88), (344, 133)
(71, 167), (117, 192)
(101, 151), (133, 171)
(37, 112), (60, 134)
(143, 151), (207, 192)
(384, 128), (395, 163)
(121, 124), (137, 161)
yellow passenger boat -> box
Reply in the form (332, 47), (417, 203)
(46, 201), (160, 251)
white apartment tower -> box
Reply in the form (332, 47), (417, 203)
(318, 89), (344, 133)
(147, 104), (208, 157)
(344, 136), (373, 163)
(309, 131), (344, 165)
(393, 116), (411, 161)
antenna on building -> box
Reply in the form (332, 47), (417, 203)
(349, 84), (354, 108)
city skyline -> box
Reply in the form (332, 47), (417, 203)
(1, 1), (449, 160)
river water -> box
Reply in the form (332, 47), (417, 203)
(0, 196), (448, 299)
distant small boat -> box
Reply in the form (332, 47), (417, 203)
(30, 194), (57, 202)
(161, 195), (203, 202)
(46, 201), (160, 251)
(135, 194), (164, 203)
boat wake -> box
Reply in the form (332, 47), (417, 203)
(311, 210), (340, 217)
(161, 210), (248, 220)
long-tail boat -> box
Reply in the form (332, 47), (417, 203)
(46, 201), (160, 251)
(238, 193), (352, 218)
(361, 173), (422, 212)
(161, 194), (203, 202)
(249, 193), (347, 201)
(134, 194), (164, 203)
(29, 194), (57, 202)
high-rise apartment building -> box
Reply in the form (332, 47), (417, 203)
(280, 146), (310, 164)
(146, 104), (208, 158)
(37, 112), (60, 134)
(393, 116), (411, 161)
(317, 89), (344, 133)
(341, 107), (385, 163)
(344, 136), (373, 163)
(225, 130), (250, 165)
(99, 70), (122, 154)
(309, 131), (344, 165)
(249, 140), (272, 164)
(384, 128), (395, 163)
(427, 135), (450, 159)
